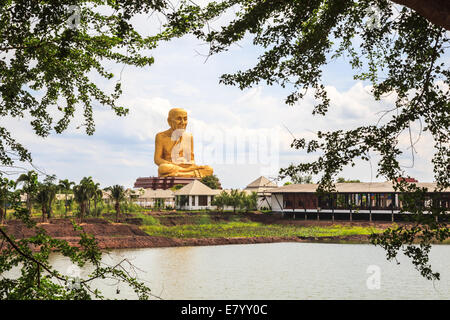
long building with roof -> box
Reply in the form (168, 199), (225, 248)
(269, 182), (450, 215)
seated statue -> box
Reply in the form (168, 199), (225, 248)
(154, 108), (213, 178)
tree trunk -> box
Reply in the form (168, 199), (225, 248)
(26, 194), (32, 216)
(115, 201), (120, 222)
(41, 205), (47, 222)
(80, 202), (86, 223)
(48, 200), (53, 220)
(0, 206), (4, 225)
(391, 0), (450, 30)
(65, 194), (68, 218)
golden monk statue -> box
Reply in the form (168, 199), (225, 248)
(154, 108), (213, 178)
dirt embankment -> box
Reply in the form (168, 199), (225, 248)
(1, 213), (400, 251)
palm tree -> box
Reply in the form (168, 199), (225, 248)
(105, 185), (125, 222)
(35, 183), (51, 222)
(58, 179), (75, 217)
(79, 176), (97, 216)
(92, 184), (103, 217)
(73, 180), (92, 222)
(85, 180), (104, 217)
(43, 175), (57, 219)
(211, 191), (229, 212)
(0, 177), (16, 225)
(228, 189), (245, 213)
(16, 170), (39, 215)
(242, 191), (258, 212)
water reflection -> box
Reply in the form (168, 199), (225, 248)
(47, 243), (450, 300)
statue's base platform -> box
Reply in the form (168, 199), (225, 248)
(133, 176), (199, 190)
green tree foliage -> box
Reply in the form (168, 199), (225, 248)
(73, 178), (92, 222)
(35, 181), (56, 222)
(0, 1), (174, 300)
(211, 191), (230, 212)
(0, 215), (152, 299)
(0, 0), (171, 167)
(0, 176), (17, 224)
(89, 181), (103, 217)
(58, 179), (75, 218)
(171, 184), (184, 192)
(105, 185), (126, 222)
(291, 174), (314, 184)
(42, 175), (58, 219)
(213, 190), (258, 212)
(241, 191), (258, 212)
(337, 177), (361, 183)
(0, 173), (154, 300)
(167, 0), (449, 280)
(200, 174), (221, 189)
(228, 189), (245, 213)
(16, 170), (39, 215)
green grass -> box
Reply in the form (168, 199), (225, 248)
(195, 215), (212, 225)
(132, 212), (160, 226)
(141, 222), (383, 239)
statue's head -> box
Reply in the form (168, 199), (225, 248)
(168, 108), (188, 130)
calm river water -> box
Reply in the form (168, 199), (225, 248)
(46, 242), (450, 300)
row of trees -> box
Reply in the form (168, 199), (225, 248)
(283, 176), (361, 185)
(212, 190), (258, 213)
(0, 171), (129, 223)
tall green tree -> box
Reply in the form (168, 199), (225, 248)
(0, 0), (171, 168)
(167, 0), (450, 280)
(105, 185), (126, 222)
(227, 189), (245, 213)
(43, 175), (58, 219)
(58, 179), (75, 217)
(16, 170), (39, 215)
(242, 191), (258, 212)
(211, 190), (230, 212)
(35, 182), (52, 222)
(92, 186), (103, 217)
(73, 180), (91, 222)
(200, 174), (221, 189)
(0, 176), (16, 224)
(0, 1), (174, 300)
(79, 176), (95, 216)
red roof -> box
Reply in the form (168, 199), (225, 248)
(395, 177), (418, 182)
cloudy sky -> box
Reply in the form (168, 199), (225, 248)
(3, 8), (446, 189)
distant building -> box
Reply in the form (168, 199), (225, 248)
(133, 188), (175, 208)
(174, 180), (221, 210)
(244, 176), (278, 210)
(270, 182), (450, 213)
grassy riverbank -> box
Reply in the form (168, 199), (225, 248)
(4, 211), (449, 250)
(141, 222), (382, 238)
(138, 212), (385, 239)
